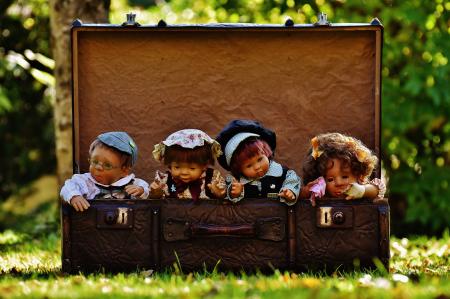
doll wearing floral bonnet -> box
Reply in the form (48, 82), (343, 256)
(149, 129), (226, 200)
(301, 132), (386, 205)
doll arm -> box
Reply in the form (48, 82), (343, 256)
(370, 178), (386, 199)
(60, 174), (93, 211)
(60, 174), (91, 203)
(148, 170), (169, 199)
(125, 177), (149, 199)
(207, 170), (226, 199)
(279, 170), (301, 206)
(298, 176), (326, 206)
(226, 177), (245, 203)
(344, 179), (386, 200)
(70, 196), (90, 212)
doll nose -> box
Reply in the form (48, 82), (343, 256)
(335, 177), (345, 186)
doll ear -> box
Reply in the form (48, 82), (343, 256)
(121, 165), (132, 175)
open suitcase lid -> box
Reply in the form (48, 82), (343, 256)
(71, 15), (383, 183)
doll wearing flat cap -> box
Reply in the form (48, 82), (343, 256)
(149, 129), (226, 200)
(60, 131), (150, 212)
(216, 119), (301, 205)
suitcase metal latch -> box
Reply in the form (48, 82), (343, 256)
(317, 206), (353, 228)
(97, 207), (134, 229)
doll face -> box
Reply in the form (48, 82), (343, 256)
(89, 146), (130, 185)
(169, 162), (206, 183)
(240, 153), (270, 180)
(324, 158), (358, 198)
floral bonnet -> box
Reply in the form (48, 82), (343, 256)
(152, 129), (222, 162)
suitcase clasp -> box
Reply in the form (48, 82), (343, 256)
(97, 207), (134, 229)
(317, 206), (353, 228)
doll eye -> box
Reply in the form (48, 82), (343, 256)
(103, 162), (113, 170)
(326, 177), (334, 183)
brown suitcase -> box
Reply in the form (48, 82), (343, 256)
(62, 14), (389, 273)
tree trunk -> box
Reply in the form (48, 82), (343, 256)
(49, 0), (110, 188)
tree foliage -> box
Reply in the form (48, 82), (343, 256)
(0, 0), (55, 200)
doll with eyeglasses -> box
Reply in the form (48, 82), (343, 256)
(60, 131), (149, 212)
(300, 132), (386, 205)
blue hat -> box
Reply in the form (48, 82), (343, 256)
(216, 120), (276, 170)
(97, 131), (138, 166)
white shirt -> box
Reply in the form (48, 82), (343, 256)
(60, 173), (149, 203)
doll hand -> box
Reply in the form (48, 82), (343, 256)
(300, 177), (325, 199)
(149, 171), (166, 198)
(278, 189), (296, 202)
(309, 177), (326, 198)
(299, 177), (325, 206)
(149, 181), (165, 198)
(125, 185), (144, 197)
(230, 180), (244, 198)
(208, 171), (226, 198)
(207, 171), (225, 198)
(70, 195), (90, 212)
(309, 176), (326, 206)
(207, 181), (226, 198)
(344, 182), (365, 199)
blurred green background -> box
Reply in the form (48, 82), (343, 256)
(0, 0), (449, 236)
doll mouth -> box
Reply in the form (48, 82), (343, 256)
(92, 173), (107, 183)
(334, 192), (346, 198)
(177, 176), (191, 183)
(94, 175), (104, 182)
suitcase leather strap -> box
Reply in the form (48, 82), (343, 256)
(163, 217), (285, 242)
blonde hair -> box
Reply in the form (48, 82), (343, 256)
(302, 132), (378, 184)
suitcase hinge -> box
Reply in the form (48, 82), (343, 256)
(314, 12), (331, 27)
(122, 12), (141, 27)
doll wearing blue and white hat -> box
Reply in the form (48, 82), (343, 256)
(216, 119), (301, 205)
(60, 131), (149, 211)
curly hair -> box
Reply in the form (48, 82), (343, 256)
(302, 133), (378, 184)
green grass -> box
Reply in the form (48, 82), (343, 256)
(0, 176), (449, 298)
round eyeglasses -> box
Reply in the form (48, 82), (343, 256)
(88, 158), (119, 171)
